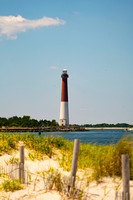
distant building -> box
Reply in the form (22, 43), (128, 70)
(59, 69), (69, 126)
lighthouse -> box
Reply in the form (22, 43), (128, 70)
(59, 69), (69, 126)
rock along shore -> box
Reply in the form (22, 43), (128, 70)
(0, 126), (86, 132)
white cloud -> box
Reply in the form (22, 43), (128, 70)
(73, 11), (79, 15)
(49, 66), (59, 70)
(0, 15), (65, 39)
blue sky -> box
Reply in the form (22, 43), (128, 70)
(0, 0), (133, 124)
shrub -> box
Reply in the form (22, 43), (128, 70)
(2, 179), (23, 192)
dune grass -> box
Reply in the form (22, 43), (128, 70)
(0, 179), (23, 192)
(0, 133), (19, 155)
(0, 132), (133, 182)
(59, 135), (133, 181)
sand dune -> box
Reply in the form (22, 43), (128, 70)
(0, 149), (133, 200)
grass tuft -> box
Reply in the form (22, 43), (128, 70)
(1, 179), (23, 192)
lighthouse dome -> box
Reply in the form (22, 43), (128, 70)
(63, 69), (67, 74)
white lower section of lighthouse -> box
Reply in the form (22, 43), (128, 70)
(59, 102), (69, 126)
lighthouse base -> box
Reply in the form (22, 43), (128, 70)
(59, 102), (69, 126)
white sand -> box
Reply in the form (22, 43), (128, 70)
(0, 149), (133, 200)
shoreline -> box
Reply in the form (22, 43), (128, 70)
(0, 127), (132, 132)
(85, 127), (132, 130)
(0, 127), (86, 132)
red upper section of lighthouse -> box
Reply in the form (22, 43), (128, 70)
(61, 73), (69, 102)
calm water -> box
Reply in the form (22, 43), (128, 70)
(38, 129), (133, 145)
(10, 129), (133, 145)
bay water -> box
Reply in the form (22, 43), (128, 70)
(39, 129), (132, 145)
(9, 129), (133, 145)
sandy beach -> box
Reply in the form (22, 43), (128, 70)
(0, 147), (133, 200)
(85, 127), (133, 130)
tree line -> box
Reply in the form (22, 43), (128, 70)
(82, 123), (133, 128)
(0, 116), (132, 128)
(0, 116), (58, 128)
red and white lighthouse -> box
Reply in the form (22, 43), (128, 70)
(59, 69), (69, 126)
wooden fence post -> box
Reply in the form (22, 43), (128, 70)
(69, 139), (80, 191)
(115, 191), (118, 200)
(19, 146), (25, 183)
(121, 155), (130, 200)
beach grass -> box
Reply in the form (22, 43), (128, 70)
(1, 179), (23, 192)
(0, 132), (133, 182)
